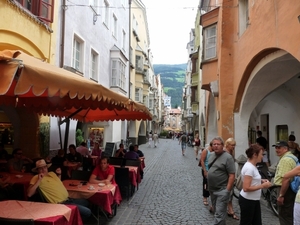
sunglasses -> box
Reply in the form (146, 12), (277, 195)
(16, 152), (23, 155)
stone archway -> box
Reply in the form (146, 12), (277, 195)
(235, 50), (300, 162)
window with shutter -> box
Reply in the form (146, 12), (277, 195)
(16, 0), (54, 23)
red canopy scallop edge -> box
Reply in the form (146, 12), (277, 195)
(0, 50), (152, 121)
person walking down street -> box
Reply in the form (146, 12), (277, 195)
(224, 138), (239, 220)
(256, 130), (270, 169)
(194, 134), (201, 160)
(280, 162), (300, 225)
(273, 141), (298, 225)
(153, 132), (159, 147)
(200, 142), (213, 208)
(179, 133), (187, 156)
(148, 131), (153, 148)
(207, 136), (236, 225)
(239, 144), (272, 225)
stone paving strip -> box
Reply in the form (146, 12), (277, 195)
(87, 138), (279, 225)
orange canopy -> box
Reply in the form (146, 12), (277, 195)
(0, 50), (152, 121)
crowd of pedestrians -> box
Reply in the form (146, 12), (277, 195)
(181, 131), (300, 225)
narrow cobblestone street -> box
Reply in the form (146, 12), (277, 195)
(88, 138), (279, 225)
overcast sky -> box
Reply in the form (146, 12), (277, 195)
(143, 0), (199, 65)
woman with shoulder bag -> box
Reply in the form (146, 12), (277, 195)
(194, 134), (201, 160)
(200, 141), (213, 209)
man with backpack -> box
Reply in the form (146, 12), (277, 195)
(273, 141), (298, 225)
(179, 132), (187, 156)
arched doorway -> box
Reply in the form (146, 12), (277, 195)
(235, 50), (300, 164)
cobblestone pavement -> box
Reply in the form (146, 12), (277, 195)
(86, 138), (279, 225)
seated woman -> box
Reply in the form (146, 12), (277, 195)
(91, 141), (102, 157)
(89, 156), (116, 185)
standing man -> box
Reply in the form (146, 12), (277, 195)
(256, 130), (270, 172)
(179, 132), (188, 156)
(207, 136), (236, 225)
(274, 141), (297, 225)
(256, 131), (268, 150)
(153, 132), (159, 147)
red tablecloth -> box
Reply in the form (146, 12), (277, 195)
(63, 180), (122, 215)
(0, 200), (82, 225)
(0, 172), (33, 200)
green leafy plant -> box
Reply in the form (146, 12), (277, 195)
(76, 129), (84, 147)
(160, 130), (168, 136)
(39, 123), (50, 158)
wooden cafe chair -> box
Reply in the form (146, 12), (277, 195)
(114, 167), (131, 200)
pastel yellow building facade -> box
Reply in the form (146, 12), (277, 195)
(0, 0), (56, 156)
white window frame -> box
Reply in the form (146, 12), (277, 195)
(112, 14), (117, 38)
(135, 88), (142, 102)
(204, 25), (217, 60)
(90, 49), (99, 81)
(135, 55), (143, 72)
(103, 0), (109, 26)
(90, 0), (100, 14)
(122, 29), (126, 51)
(72, 35), (84, 72)
(121, 0), (126, 8)
(132, 15), (136, 32)
(111, 59), (126, 90)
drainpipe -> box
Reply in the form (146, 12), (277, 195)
(60, 0), (66, 152)
(59, 0), (66, 68)
(128, 0), (132, 99)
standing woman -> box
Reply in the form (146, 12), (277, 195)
(224, 138), (239, 220)
(239, 144), (272, 225)
(194, 134), (201, 160)
(200, 141), (213, 207)
(148, 131), (153, 148)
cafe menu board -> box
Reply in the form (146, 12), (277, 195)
(104, 142), (115, 157)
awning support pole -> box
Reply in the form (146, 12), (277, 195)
(59, 108), (83, 152)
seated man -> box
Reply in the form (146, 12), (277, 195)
(124, 145), (139, 160)
(27, 159), (91, 222)
(133, 144), (145, 160)
(133, 144), (145, 179)
(114, 144), (126, 158)
(50, 149), (68, 180)
(89, 156), (116, 185)
(7, 148), (33, 173)
(66, 144), (83, 177)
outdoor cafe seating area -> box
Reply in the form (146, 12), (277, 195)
(0, 153), (145, 225)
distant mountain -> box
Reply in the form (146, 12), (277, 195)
(153, 64), (186, 108)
